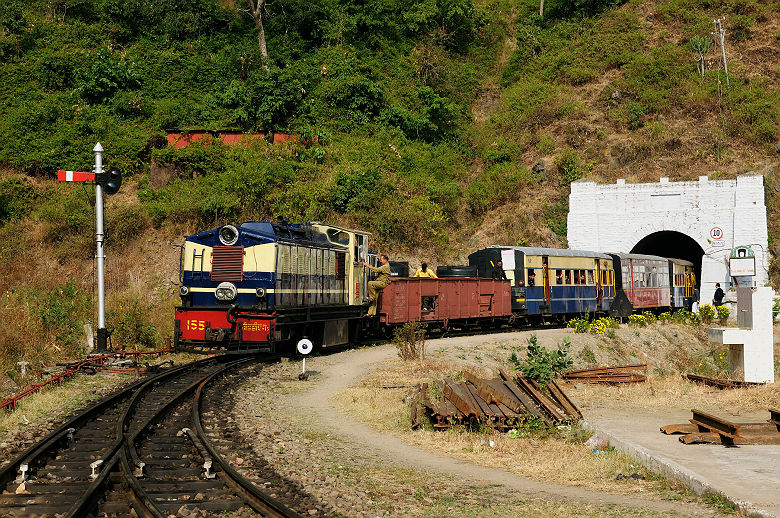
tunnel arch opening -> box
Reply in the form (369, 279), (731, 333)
(631, 231), (704, 288)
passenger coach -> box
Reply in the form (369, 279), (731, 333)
(669, 258), (696, 311)
(468, 247), (615, 322)
(608, 253), (672, 317)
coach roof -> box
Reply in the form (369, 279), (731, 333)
(485, 246), (611, 259)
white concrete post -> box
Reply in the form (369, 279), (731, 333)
(707, 286), (775, 383)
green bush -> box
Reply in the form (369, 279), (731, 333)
(556, 148), (589, 184)
(628, 314), (647, 326)
(699, 303), (716, 323)
(0, 176), (37, 224)
(509, 333), (573, 388)
(34, 281), (92, 353)
(107, 293), (161, 349)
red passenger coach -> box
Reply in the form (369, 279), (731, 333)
(608, 252), (671, 317)
(377, 278), (512, 325)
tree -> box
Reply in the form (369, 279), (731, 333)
(245, 0), (269, 70)
(690, 36), (712, 77)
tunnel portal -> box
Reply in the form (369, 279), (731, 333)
(567, 175), (768, 304)
(631, 231), (704, 287)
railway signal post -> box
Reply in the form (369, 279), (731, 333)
(57, 142), (122, 352)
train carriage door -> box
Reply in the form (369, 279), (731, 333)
(542, 256), (551, 307)
(595, 259), (603, 308)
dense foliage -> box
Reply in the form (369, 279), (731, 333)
(0, 0), (778, 371)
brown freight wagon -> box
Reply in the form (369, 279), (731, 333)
(377, 278), (512, 326)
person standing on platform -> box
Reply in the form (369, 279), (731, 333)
(363, 255), (391, 316)
(713, 283), (725, 307)
(412, 263), (437, 278)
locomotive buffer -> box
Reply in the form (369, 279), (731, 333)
(57, 142), (122, 352)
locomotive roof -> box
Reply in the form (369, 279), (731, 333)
(483, 246), (611, 259)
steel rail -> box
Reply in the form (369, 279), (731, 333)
(121, 355), (277, 517)
(0, 375), (147, 492)
(67, 357), (221, 517)
(193, 359), (305, 518)
(120, 357), (235, 517)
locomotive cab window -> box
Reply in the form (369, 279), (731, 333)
(326, 229), (350, 246)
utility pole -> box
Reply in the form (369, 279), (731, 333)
(713, 18), (729, 86)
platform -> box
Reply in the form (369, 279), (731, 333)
(585, 407), (780, 517)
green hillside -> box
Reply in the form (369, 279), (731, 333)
(0, 0), (778, 371)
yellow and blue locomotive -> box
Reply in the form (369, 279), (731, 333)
(174, 220), (374, 352)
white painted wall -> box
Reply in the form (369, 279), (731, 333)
(567, 175), (769, 304)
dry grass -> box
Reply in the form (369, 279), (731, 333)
(331, 322), (779, 500)
(572, 371), (780, 415)
(0, 372), (133, 438)
(332, 358), (678, 496)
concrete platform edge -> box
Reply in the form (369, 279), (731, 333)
(581, 419), (775, 518)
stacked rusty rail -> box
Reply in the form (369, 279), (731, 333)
(561, 364), (647, 384)
(683, 374), (766, 389)
(411, 369), (581, 431)
(661, 408), (780, 446)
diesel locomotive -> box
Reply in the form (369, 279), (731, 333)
(174, 220), (376, 352)
(174, 220), (696, 352)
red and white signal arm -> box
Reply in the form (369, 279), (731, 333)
(710, 227), (723, 240)
(58, 170), (95, 182)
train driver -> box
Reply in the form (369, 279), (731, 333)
(363, 255), (392, 316)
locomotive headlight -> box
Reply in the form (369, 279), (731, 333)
(218, 224), (239, 246)
(255, 287), (266, 299)
(215, 282), (237, 302)
(179, 286), (190, 298)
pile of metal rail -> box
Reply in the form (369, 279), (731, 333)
(661, 408), (780, 446)
(410, 369), (582, 431)
(683, 373), (766, 389)
(561, 364), (647, 384)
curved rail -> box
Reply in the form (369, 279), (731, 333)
(193, 362), (305, 518)
(119, 355), (303, 517)
(0, 354), (310, 517)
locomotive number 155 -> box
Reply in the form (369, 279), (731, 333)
(185, 320), (207, 331)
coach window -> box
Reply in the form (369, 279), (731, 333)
(564, 270), (572, 284)
(588, 271), (594, 284)
(527, 268), (536, 286)
(556, 269), (563, 284)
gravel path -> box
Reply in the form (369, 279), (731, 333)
(231, 334), (725, 517)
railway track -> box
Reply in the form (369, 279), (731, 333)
(0, 355), (304, 518)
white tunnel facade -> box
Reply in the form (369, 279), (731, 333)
(567, 175), (769, 305)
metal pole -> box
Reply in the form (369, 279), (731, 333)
(714, 18), (729, 86)
(94, 142), (108, 352)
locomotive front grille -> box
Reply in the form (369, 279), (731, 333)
(211, 246), (244, 282)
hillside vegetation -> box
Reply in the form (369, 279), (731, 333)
(0, 0), (778, 374)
